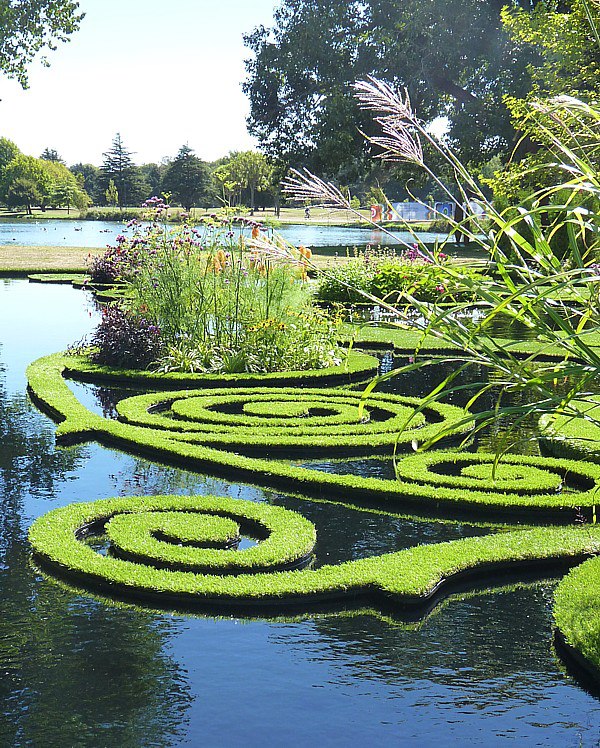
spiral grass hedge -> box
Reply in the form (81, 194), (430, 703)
(29, 494), (600, 611)
(554, 554), (600, 684)
(393, 451), (593, 496)
(342, 324), (600, 360)
(114, 386), (463, 456)
(25, 352), (600, 519)
(540, 400), (600, 463)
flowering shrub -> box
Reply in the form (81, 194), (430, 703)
(88, 200), (343, 374)
(316, 246), (479, 304)
(316, 246), (398, 303)
(371, 257), (479, 303)
(241, 309), (342, 373)
(87, 230), (145, 283)
(91, 306), (162, 368)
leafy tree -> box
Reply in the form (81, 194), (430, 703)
(100, 133), (144, 207)
(39, 158), (88, 211)
(0, 137), (20, 171)
(105, 179), (119, 208)
(213, 158), (242, 207)
(6, 177), (40, 214)
(0, 153), (50, 209)
(50, 178), (87, 213)
(161, 145), (210, 210)
(243, 0), (540, 172)
(0, 137), (20, 196)
(265, 158), (288, 217)
(70, 162), (100, 203)
(0, 0), (83, 88)
(483, 0), (600, 207)
(214, 151), (272, 213)
(503, 0), (600, 101)
(139, 162), (165, 201)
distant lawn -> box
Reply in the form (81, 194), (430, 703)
(0, 245), (100, 272)
(0, 244), (356, 274)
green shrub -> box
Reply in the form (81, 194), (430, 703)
(90, 306), (162, 369)
(317, 258), (375, 303)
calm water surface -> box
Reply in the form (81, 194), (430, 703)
(0, 219), (447, 250)
(0, 280), (599, 746)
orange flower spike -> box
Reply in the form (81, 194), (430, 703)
(251, 226), (260, 240)
(303, 247), (312, 260)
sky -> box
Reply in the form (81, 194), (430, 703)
(0, 0), (278, 166)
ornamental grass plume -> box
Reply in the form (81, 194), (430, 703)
(285, 67), (600, 460)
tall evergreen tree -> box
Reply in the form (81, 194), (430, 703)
(40, 148), (64, 163)
(161, 145), (210, 211)
(100, 133), (143, 207)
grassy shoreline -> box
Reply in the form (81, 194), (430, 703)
(0, 245), (98, 272)
(0, 205), (440, 231)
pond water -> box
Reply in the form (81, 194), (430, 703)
(0, 218), (447, 250)
(1, 279), (599, 746)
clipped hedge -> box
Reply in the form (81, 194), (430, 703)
(540, 401), (600, 463)
(29, 493), (600, 609)
(554, 554), (600, 682)
(394, 451), (583, 496)
(25, 352), (600, 518)
(342, 324), (600, 361)
(114, 386), (466, 456)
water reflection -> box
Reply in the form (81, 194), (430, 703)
(1, 279), (599, 745)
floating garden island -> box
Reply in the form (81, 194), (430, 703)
(23, 211), (600, 695)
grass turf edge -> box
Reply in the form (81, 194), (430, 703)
(62, 349), (380, 389)
(553, 554), (600, 685)
(29, 498), (600, 613)
(25, 352), (600, 519)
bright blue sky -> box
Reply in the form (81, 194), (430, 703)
(0, 0), (278, 165)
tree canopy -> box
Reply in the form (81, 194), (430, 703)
(0, 151), (89, 213)
(161, 145), (210, 211)
(100, 133), (146, 207)
(0, 0), (83, 88)
(243, 0), (542, 173)
(482, 0), (600, 205)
